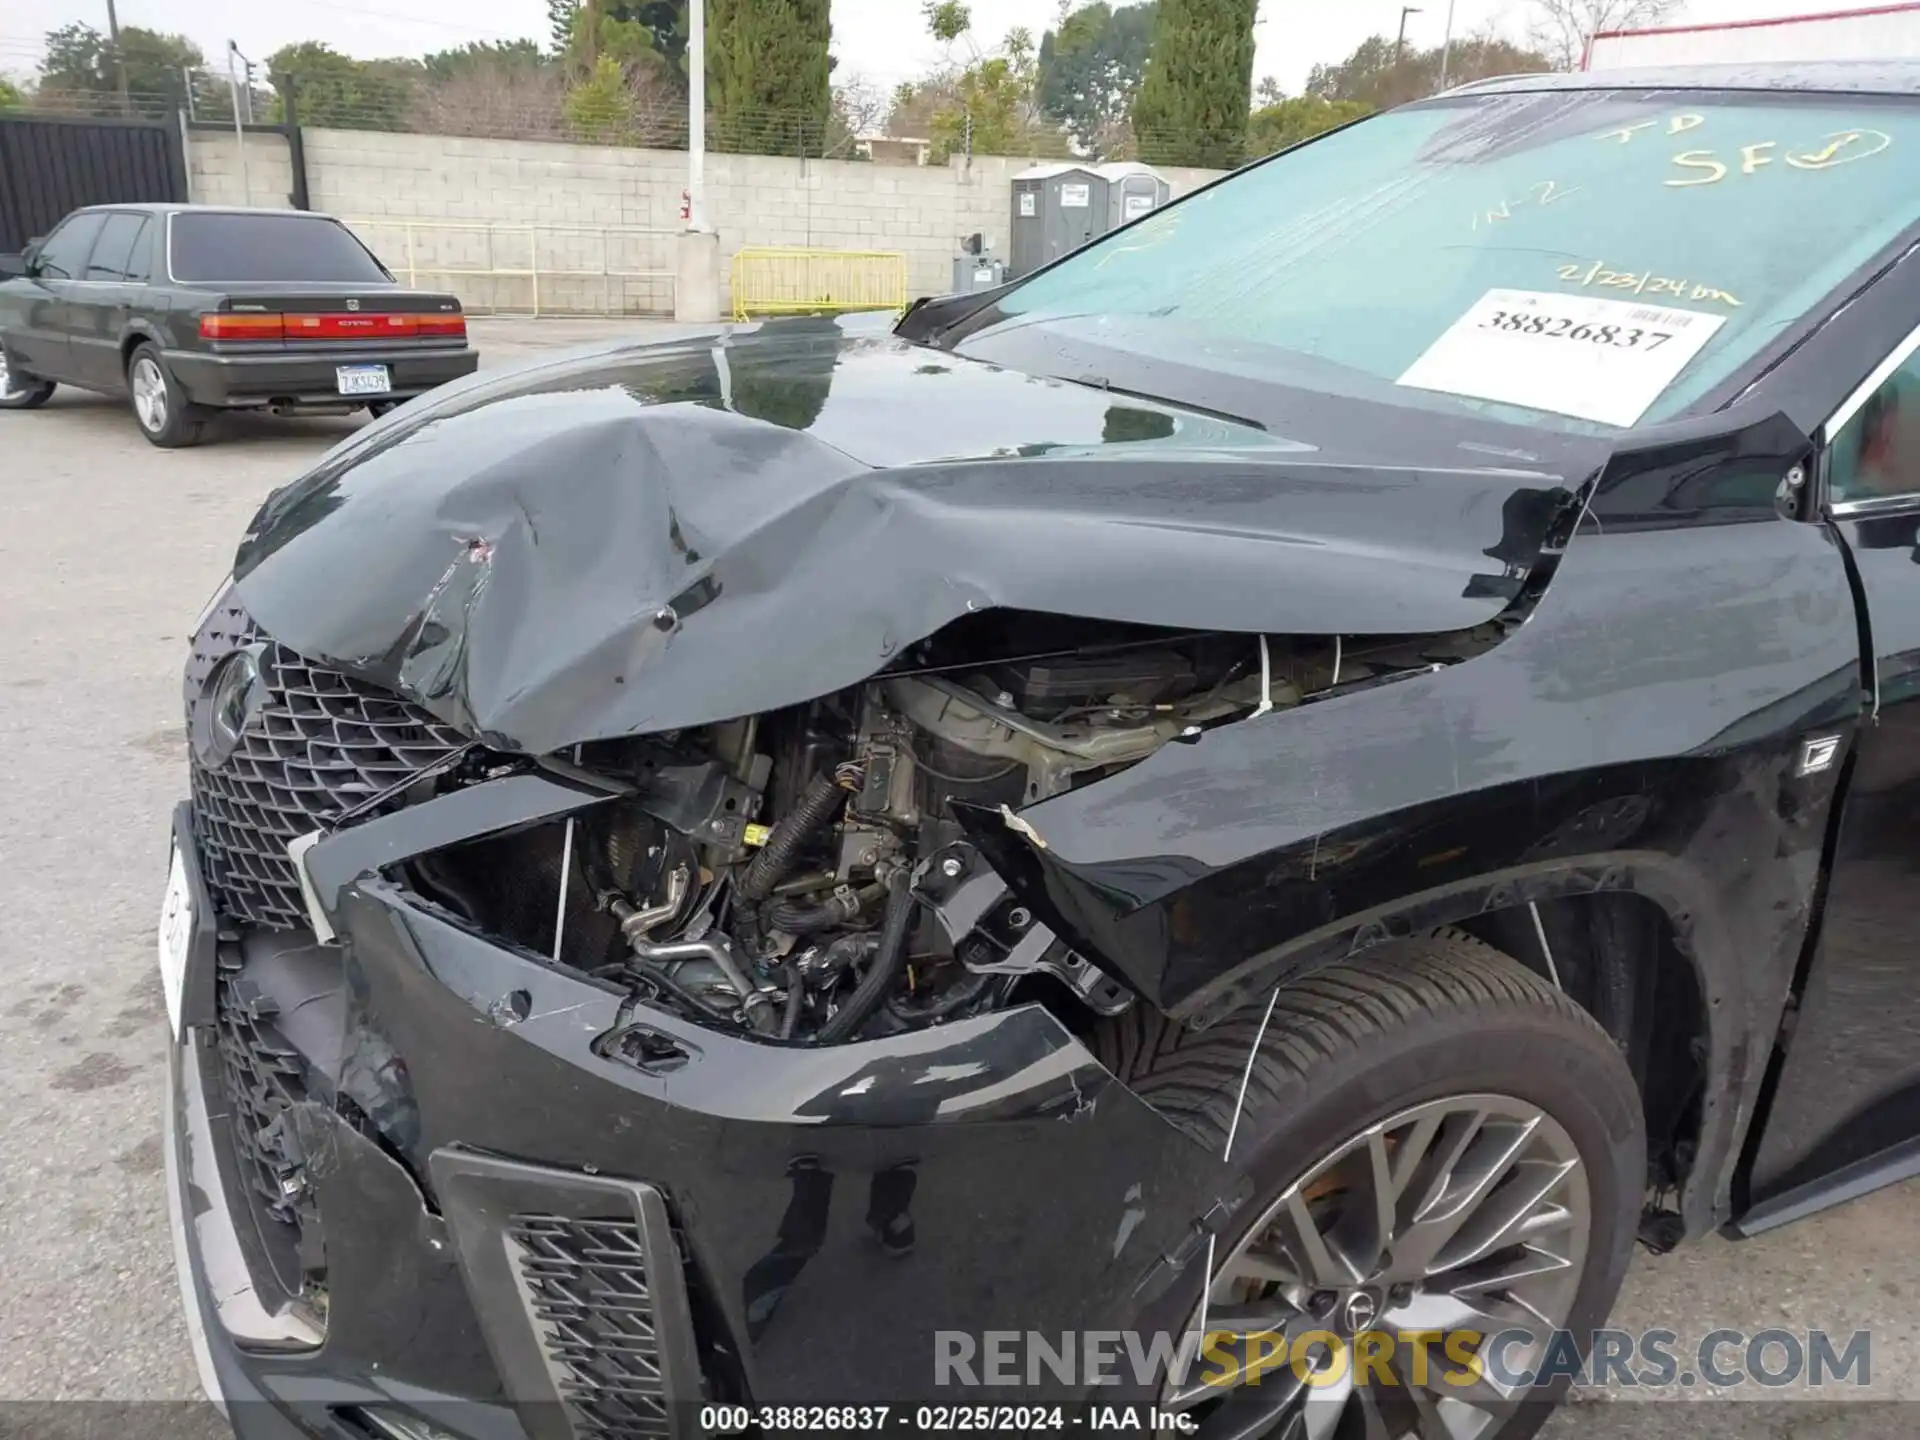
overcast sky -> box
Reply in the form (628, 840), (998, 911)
(0, 1), (1893, 97)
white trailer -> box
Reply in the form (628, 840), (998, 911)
(1584, 3), (1920, 69)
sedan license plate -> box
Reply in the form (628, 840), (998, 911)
(336, 364), (391, 396)
(158, 846), (193, 1040)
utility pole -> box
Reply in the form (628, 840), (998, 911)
(1438, 0), (1458, 90)
(686, 0), (707, 232)
(226, 41), (251, 207)
(104, 0), (131, 114)
(1397, 5), (1423, 62)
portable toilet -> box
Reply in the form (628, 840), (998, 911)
(1096, 162), (1171, 230)
(1009, 164), (1108, 278)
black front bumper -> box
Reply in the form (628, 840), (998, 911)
(165, 782), (1224, 1439)
(163, 346), (479, 408)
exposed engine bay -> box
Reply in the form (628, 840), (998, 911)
(405, 612), (1507, 1043)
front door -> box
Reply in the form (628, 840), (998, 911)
(6, 211), (106, 382)
(1740, 324), (1920, 1230)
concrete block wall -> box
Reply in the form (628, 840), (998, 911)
(187, 127), (1228, 315)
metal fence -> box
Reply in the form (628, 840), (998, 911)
(341, 218), (677, 316)
(0, 114), (188, 253)
(729, 246), (909, 322)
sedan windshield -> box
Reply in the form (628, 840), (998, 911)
(971, 88), (1920, 431)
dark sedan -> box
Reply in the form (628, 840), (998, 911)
(0, 204), (478, 446)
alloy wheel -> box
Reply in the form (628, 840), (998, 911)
(132, 356), (168, 432)
(0, 349), (13, 398)
(1168, 1093), (1591, 1440)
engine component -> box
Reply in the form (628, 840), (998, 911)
(402, 614), (1493, 1045)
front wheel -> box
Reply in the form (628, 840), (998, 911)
(0, 344), (55, 410)
(1102, 932), (1646, 1440)
(128, 342), (207, 448)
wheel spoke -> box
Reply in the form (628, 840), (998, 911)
(1224, 1245), (1304, 1287)
(1277, 1190), (1359, 1287)
(1398, 1117), (1541, 1277)
(1299, 1364), (1352, 1440)
(1430, 1158), (1578, 1274)
(1193, 1370), (1308, 1440)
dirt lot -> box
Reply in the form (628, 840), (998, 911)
(0, 316), (1912, 1435)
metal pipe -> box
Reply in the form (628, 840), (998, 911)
(612, 866), (690, 944)
(687, 0), (708, 232)
(225, 42), (250, 206)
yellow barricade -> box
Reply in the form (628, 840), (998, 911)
(729, 247), (909, 322)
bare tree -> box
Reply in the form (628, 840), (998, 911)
(1527, 0), (1686, 70)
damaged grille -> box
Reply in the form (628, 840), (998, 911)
(185, 596), (467, 930)
(507, 1214), (674, 1440)
(214, 953), (315, 1237)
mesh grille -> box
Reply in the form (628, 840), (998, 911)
(213, 954), (314, 1234)
(507, 1214), (673, 1440)
(185, 595), (467, 929)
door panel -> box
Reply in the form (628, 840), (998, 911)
(72, 213), (149, 390)
(1744, 343), (1920, 1223)
(11, 212), (105, 382)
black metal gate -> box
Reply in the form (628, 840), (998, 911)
(0, 115), (188, 253)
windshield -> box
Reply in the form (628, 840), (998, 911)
(169, 213), (391, 284)
(970, 89), (1920, 431)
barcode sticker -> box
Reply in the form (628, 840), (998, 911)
(1399, 288), (1727, 427)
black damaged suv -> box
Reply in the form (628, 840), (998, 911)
(164, 63), (1920, 1440)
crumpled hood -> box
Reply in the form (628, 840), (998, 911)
(232, 317), (1586, 754)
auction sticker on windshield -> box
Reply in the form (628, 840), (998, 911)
(1398, 288), (1726, 427)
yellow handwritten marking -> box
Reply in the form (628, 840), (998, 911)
(1668, 113), (1705, 135)
(1557, 259), (1742, 308)
(1667, 149), (1728, 186)
(1740, 140), (1778, 174)
(1787, 128), (1894, 169)
(1600, 120), (1657, 144)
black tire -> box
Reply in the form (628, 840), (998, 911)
(126, 341), (208, 448)
(0, 343), (54, 410)
(1100, 932), (1645, 1440)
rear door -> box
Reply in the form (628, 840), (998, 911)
(69, 211), (152, 391)
(7, 211), (105, 381)
(1740, 320), (1920, 1231)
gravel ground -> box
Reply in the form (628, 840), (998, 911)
(0, 316), (1911, 1434)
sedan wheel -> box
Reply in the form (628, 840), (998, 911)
(0, 345), (56, 411)
(126, 342), (206, 447)
(131, 355), (167, 431)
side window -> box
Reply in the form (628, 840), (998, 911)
(33, 213), (107, 281)
(122, 218), (153, 283)
(1830, 350), (1920, 505)
(84, 213), (147, 281)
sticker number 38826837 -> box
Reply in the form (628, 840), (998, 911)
(1398, 288), (1727, 427)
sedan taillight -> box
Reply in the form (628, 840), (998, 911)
(200, 313), (284, 341)
(416, 313), (468, 340)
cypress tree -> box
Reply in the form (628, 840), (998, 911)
(706, 0), (832, 155)
(1130, 0), (1257, 169)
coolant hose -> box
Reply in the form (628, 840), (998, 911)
(815, 874), (915, 1044)
(739, 772), (849, 902)
(768, 883), (886, 935)
(734, 771), (852, 957)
